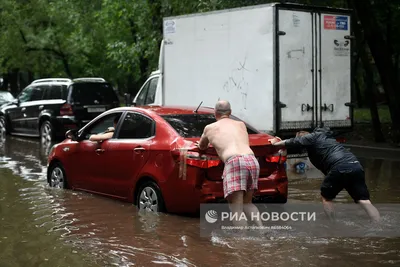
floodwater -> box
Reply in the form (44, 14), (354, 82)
(0, 136), (400, 267)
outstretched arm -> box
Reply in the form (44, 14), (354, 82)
(269, 133), (316, 148)
(89, 132), (114, 142)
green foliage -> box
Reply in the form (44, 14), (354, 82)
(0, 0), (396, 96)
(354, 106), (392, 124)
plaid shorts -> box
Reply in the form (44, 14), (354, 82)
(222, 154), (260, 198)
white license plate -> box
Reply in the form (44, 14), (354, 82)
(87, 107), (105, 113)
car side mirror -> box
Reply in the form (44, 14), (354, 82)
(65, 129), (79, 141)
(132, 101), (137, 107)
(12, 99), (19, 106)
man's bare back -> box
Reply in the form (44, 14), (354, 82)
(197, 100), (262, 227)
(202, 118), (254, 162)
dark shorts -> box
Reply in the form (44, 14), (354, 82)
(320, 162), (370, 203)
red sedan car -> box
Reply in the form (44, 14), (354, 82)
(47, 106), (288, 214)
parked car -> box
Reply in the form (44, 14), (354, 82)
(0, 90), (15, 106)
(47, 106), (288, 214)
(0, 78), (120, 143)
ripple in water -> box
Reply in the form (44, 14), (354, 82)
(1, 137), (400, 266)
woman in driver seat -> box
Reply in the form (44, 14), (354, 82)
(89, 115), (120, 142)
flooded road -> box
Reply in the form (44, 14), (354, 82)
(0, 136), (400, 266)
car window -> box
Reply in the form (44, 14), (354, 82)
(144, 77), (159, 105)
(161, 114), (259, 138)
(44, 84), (68, 100)
(135, 81), (150, 106)
(82, 112), (123, 139)
(70, 83), (119, 105)
(117, 112), (154, 139)
(30, 86), (46, 101)
(18, 86), (34, 103)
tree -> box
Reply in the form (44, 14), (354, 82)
(350, 0), (400, 143)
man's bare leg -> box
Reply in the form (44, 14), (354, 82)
(358, 200), (380, 223)
(227, 191), (247, 227)
(243, 190), (263, 227)
(322, 196), (336, 221)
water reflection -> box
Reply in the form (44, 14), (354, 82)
(0, 138), (400, 266)
(0, 136), (53, 182)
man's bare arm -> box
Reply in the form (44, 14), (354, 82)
(198, 126), (210, 150)
(89, 132), (114, 142)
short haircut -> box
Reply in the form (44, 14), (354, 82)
(215, 100), (231, 116)
(296, 130), (310, 137)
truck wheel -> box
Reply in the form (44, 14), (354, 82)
(136, 181), (165, 212)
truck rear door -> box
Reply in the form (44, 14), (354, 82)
(277, 9), (315, 131)
(276, 6), (353, 132)
(319, 14), (352, 128)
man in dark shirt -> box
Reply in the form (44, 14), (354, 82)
(269, 127), (380, 222)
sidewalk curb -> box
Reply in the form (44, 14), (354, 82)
(343, 143), (400, 152)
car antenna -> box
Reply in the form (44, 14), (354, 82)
(194, 101), (203, 113)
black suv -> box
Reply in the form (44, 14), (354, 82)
(0, 78), (120, 143)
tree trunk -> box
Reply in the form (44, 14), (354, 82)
(353, 54), (363, 107)
(395, 53), (400, 85)
(354, 76), (363, 108)
(350, 0), (400, 143)
(8, 69), (20, 96)
(362, 57), (385, 142)
(61, 56), (73, 78)
(352, 11), (385, 142)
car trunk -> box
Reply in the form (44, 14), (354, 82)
(69, 82), (120, 122)
(178, 134), (286, 181)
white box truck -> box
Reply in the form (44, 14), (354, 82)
(132, 2), (354, 137)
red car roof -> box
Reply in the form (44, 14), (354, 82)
(111, 105), (216, 115)
(141, 105), (215, 115)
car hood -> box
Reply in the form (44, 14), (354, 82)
(0, 102), (17, 112)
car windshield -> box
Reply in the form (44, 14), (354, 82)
(161, 114), (259, 138)
(0, 91), (15, 103)
(70, 83), (119, 104)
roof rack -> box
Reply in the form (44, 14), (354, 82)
(72, 77), (106, 82)
(31, 78), (72, 84)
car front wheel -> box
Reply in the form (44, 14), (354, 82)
(136, 181), (165, 212)
(48, 162), (68, 189)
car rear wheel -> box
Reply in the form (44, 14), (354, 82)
(40, 120), (54, 145)
(136, 181), (165, 212)
(0, 116), (8, 138)
(48, 162), (68, 189)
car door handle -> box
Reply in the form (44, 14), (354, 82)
(95, 148), (105, 154)
(21, 107), (26, 112)
(39, 105), (44, 110)
(134, 147), (145, 152)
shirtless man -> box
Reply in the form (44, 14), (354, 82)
(197, 100), (262, 227)
(89, 115), (120, 142)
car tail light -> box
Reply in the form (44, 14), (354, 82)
(60, 104), (73, 116)
(266, 149), (287, 164)
(186, 151), (221, 169)
(336, 137), (346, 143)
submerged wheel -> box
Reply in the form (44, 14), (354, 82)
(48, 162), (68, 189)
(0, 116), (8, 138)
(40, 120), (54, 145)
(136, 181), (165, 212)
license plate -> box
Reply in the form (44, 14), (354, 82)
(87, 107), (105, 113)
